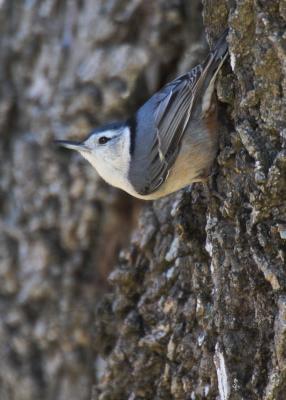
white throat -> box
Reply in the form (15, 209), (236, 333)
(80, 126), (137, 195)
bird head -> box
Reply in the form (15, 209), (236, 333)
(55, 122), (132, 190)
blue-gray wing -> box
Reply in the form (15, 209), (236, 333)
(129, 30), (228, 196)
(153, 66), (202, 164)
(129, 66), (203, 196)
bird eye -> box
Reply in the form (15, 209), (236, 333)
(98, 136), (109, 145)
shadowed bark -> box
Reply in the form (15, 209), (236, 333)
(0, 1), (286, 400)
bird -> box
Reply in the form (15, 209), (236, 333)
(56, 30), (228, 200)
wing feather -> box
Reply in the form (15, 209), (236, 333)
(140, 67), (202, 193)
(155, 67), (202, 158)
(129, 31), (228, 196)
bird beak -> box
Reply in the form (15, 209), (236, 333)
(54, 140), (91, 153)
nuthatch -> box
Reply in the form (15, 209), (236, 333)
(56, 30), (228, 200)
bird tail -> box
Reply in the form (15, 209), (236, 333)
(195, 29), (229, 115)
(201, 29), (229, 86)
(210, 28), (229, 62)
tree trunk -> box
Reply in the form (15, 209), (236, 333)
(0, 1), (285, 400)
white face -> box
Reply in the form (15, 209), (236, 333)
(79, 126), (133, 192)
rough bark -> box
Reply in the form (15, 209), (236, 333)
(0, 1), (286, 400)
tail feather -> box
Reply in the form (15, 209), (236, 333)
(202, 29), (229, 80)
(211, 28), (229, 61)
(194, 29), (229, 115)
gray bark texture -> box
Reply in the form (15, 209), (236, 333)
(0, 1), (286, 400)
